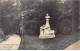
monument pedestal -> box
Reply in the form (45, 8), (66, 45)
(39, 13), (55, 39)
(39, 34), (55, 39)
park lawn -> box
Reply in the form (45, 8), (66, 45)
(19, 33), (79, 50)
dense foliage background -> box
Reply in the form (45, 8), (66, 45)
(0, 0), (79, 35)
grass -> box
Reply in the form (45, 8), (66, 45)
(19, 32), (79, 50)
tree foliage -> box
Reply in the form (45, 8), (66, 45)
(0, 0), (73, 35)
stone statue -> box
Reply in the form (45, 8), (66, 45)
(39, 13), (55, 39)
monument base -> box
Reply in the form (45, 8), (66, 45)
(39, 34), (55, 39)
(39, 13), (55, 39)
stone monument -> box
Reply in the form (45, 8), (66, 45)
(39, 13), (55, 39)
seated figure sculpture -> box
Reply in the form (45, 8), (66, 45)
(39, 14), (55, 39)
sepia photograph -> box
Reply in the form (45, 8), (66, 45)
(0, 0), (80, 50)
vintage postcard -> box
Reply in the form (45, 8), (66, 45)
(0, 0), (80, 50)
